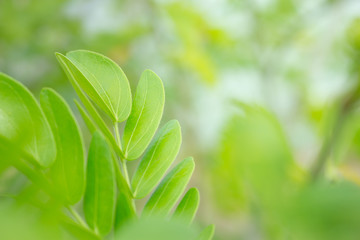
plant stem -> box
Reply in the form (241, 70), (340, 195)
(121, 159), (131, 186)
(13, 159), (62, 199)
(113, 122), (131, 186)
(310, 94), (355, 181)
(113, 122), (136, 212)
(114, 122), (122, 152)
(67, 206), (88, 229)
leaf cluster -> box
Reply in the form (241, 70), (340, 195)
(0, 50), (213, 240)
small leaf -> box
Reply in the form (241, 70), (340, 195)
(66, 50), (132, 123)
(84, 131), (116, 236)
(122, 70), (165, 160)
(197, 224), (215, 240)
(56, 53), (123, 157)
(173, 188), (200, 224)
(143, 157), (195, 217)
(40, 88), (85, 204)
(0, 73), (56, 167)
(131, 120), (181, 198)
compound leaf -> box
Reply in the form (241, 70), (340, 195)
(122, 70), (165, 160)
(131, 120), (181, 198)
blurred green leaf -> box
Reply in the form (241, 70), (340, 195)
(0, 73), (56, 167)
(115, 216), (199, 240)
(40, 88), (85, 204)
(114, 191), (136, 231)
(173, 187), (199, 225)
(143, 157), (195, 217)
(284, 182), (360, 240)
(66, 50), (132, 123)
(131, 120), (182, 198)
(122, 70), (165, 160)
(0, 202), (62, 240)
(84, 131), (116, 236)
(197, 224), (215, 240)
(212, 104), (302, 214)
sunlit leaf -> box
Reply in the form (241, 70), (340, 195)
(84, 131), (116, 236)
(40, 88), (85, 204)
(122, 70), (165, 160)
(173, 188), (199, 225)
(131, 120), (182, 198)
(66, 50), (132, 123)
(143, 157), (195, 217)
(0, 73), (56, 167)
(56, 53), (123, 157)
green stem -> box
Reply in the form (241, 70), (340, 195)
(310, 94), (355, 181)
(114, 122), (122, 152)
(121, 159), (131, 187)
(67, 206), (88, 229)
(13, 159), (62, 199)
(112, 122), (136, 212)
(113, 122), (131, 187)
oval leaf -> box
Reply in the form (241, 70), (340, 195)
(143, 157), (195, 217)
(131, 120), (181, 198)
(56, 53), (123, 158)
(0, 73), (56, 167)
(122, 70), (165, 160)
(65, 50), (132, 123)
(173, 188), (200, 224)
(84, 131), (116, 236)
(40, 88), (85, 204)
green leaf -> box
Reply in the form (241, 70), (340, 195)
(197, 224), (215, 240)
(114, 192), (136, 231)
(62, 221), (101, 240)
(65, 50), (132, 123)
(40, 88), (85, 204)
(115, 216), (200, 240)
(75, 100), (97, 134)
(173, 188), (200, 224)
(56, 52), (123, 158)
(84, 131), (116, 236)
(122, 70), (165, 160)
(143, 157), (195, 217)
(131, 120), (181, 198)
(0, 73), (56, 167)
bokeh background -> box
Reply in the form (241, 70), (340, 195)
(3, 0), (360, 239)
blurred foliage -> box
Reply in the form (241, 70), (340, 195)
(3, 0), (360, 239)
